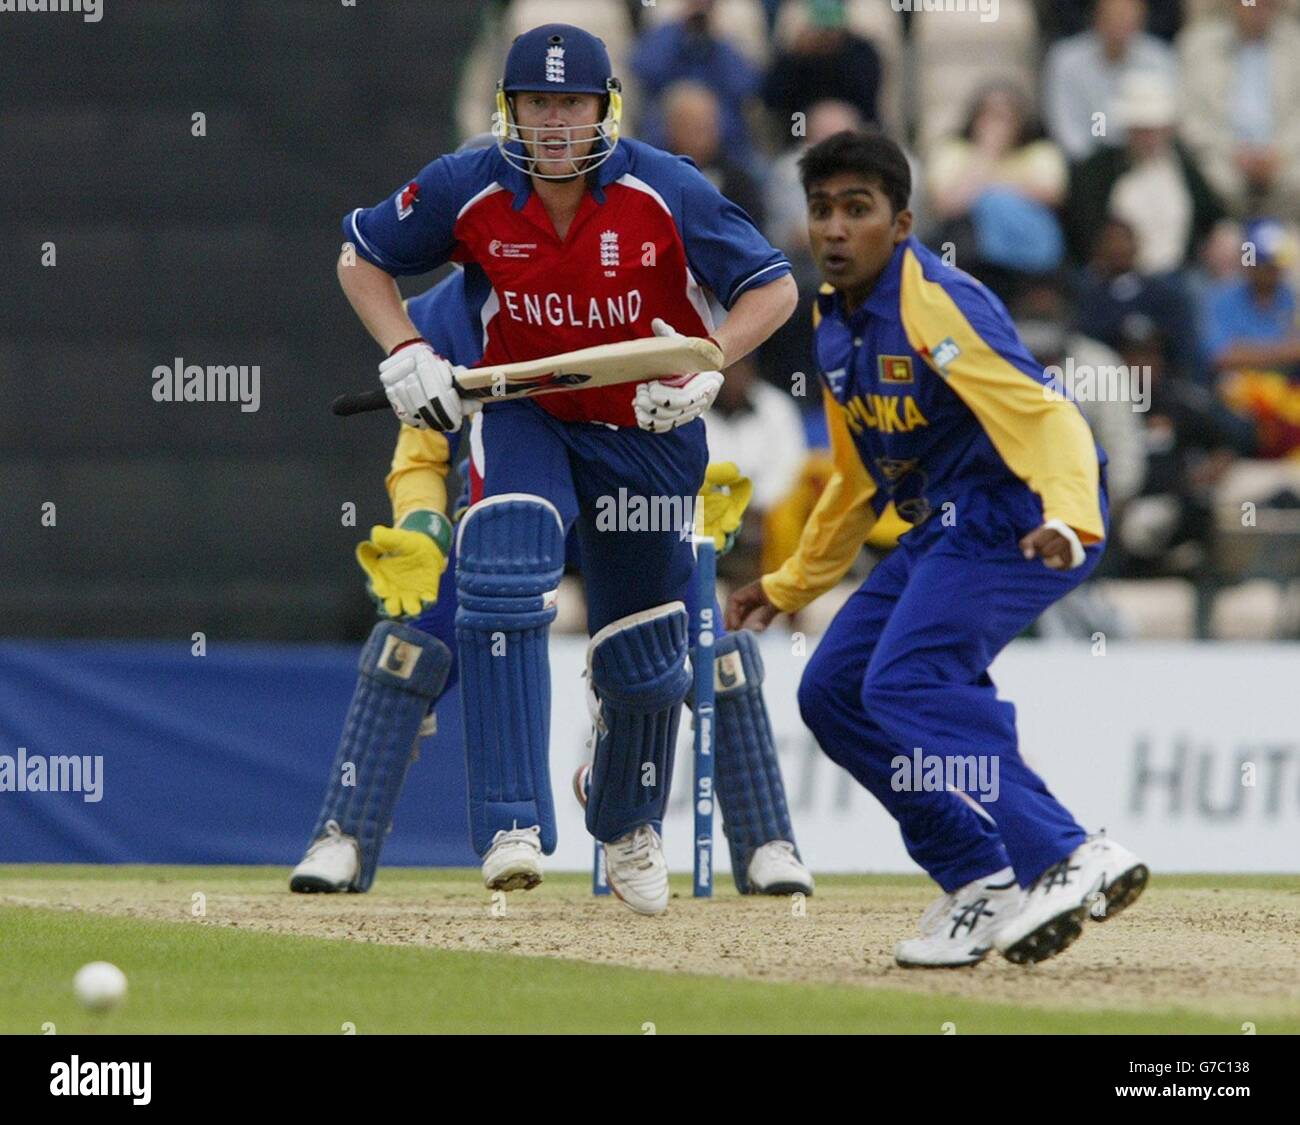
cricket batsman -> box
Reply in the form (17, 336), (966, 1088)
(291, 261), (813, 898)
(331, 25), (797, 914)
(727, 131), (1148, 966)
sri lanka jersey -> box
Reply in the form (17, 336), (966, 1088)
(764, 235), (1107, 613)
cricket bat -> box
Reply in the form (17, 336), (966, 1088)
(331, 335), (724, 417)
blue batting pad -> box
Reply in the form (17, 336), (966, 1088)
(456, 494), (566, 855)
(585, 603), (691, 842)
(310, 620), (453, 891)
(711, 630), (800, 893)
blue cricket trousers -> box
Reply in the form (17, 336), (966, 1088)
(469, 399), (709, 632)
(797, 489), (1108, 891)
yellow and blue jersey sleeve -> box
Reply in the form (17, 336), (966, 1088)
(762, 386), (881, 614)
(898, 252), (1105, 543)
(386, 427), (452, 525)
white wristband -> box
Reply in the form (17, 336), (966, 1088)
(1042, 519), (1086, 569)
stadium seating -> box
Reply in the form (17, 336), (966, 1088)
(911, 0), (1039, 155)
(1210, 461), (1300, 638)
(1183, 0), (1300, 25)
(1209, 579), (1300, 640)
(504, 0), (636, 60)
(1094, 578), (1198, 640)
(0, 2), (476, 639)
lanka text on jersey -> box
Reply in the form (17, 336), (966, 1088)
(343, 139), (790, 427)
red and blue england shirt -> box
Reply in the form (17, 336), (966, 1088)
(343, 138), (791, 426)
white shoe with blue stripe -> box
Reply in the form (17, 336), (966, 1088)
(995, 833), (1148, 965)
(895, 867), (1021, 968)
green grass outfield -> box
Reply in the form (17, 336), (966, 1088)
(1, 867), (1295, 1035)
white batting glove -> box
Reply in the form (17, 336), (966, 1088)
(634, 318), (724, 434)
(379, 340), (465, 432)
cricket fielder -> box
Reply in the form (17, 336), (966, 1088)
(335, 25), (797, 914)
(727, 131), (1148, 966)
(292, 273), (812, 896)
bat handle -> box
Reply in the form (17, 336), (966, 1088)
(330, 375), (472, 418)
(330, 389), (390, 416)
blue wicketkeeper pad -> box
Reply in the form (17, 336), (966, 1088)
(310, 620), (453, 891)
(456, 494), (566, 856)
(710, 630), (800, 892)
(585, 602), (691, 843)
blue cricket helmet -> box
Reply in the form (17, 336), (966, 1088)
(503, 23), (613, 94)
(493, 23), (623, 180)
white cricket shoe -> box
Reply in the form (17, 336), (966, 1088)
(895, 867), (1021, 968)
(748, 841), (815, 896)
(290, 820), (359, 893)
(604, 824), (670, 916)
(577, 768), (817, 899)
(1079, 831), (1150, 923)
(995, 832), (1149, 965)
(482, 824), (544, 892)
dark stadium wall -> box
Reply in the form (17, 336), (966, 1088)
(0, 1), (479, 640)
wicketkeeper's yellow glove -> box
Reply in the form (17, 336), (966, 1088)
(355, 509), (452, 619)
(698, 461), (753, 556)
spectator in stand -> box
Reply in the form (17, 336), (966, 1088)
(1042, 0), (1176, 162)
(1015, 292), (1145, 639)
(1034, 0), (1182, 45)
(1204, 219), (1300, 458)
(1065, 71), (1224, 273)
(661, 82), (766, 228)
(1184, 219), (1247, 341)
(1109, 317), (1239, 577)
(1015, 284), (1148, 513)
(701, 352), (807, 578)
(927, 83), (1068, 303)
(760, 107), (907, 405)
(762, 0), (881, 144)
(1073, 216), (1205, 381)
(1178, 0), (1300, 222)
(630, 0), (763, 172)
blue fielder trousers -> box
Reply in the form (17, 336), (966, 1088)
(797, 495), (1107, 891)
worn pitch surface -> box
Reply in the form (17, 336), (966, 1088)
(3, 867), (1296, 1031)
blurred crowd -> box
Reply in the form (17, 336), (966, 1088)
(459, 0), (1300, 637)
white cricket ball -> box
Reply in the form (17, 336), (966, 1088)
(73, 961), (127, 1012)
